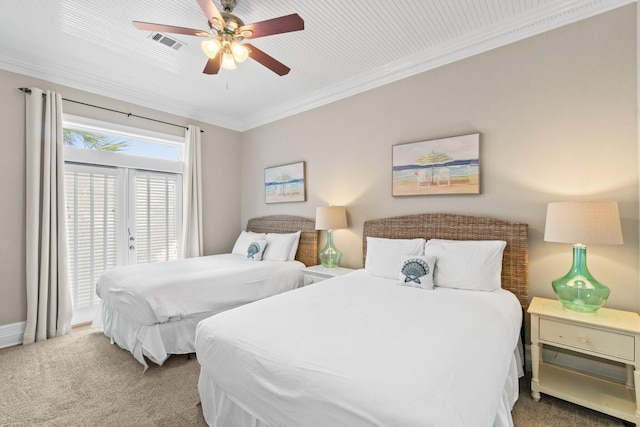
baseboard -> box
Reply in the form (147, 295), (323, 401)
(0, 321), (26, 349)
(524, 343), (626, 383)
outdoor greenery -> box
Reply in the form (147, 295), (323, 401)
(63, 129), (129, 152)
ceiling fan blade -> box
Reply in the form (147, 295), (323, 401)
(133, 21), (209, 37)
(196, 0), (225, 30)
(203, 55), (221, 74)
(245, 43), (290, 76)
(240, 14), (304, 39)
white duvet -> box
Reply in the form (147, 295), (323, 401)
(195, 269), (523, 427)
(96, 253), (305, 326)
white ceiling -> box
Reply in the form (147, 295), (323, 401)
(0, 0), (633, 131)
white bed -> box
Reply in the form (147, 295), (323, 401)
(92, 215), (318, 370)
(195, 213), (529, 427)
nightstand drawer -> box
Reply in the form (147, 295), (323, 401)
(539, 318), (635, 361)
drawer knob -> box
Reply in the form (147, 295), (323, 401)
(579, 336), (588, 343)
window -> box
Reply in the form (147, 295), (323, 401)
(63, 115), (184, 324)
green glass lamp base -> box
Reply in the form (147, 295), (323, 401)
(319, 230), (342, 268)
(552, 244), (609, 313)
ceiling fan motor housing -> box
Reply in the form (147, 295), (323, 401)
(220, 0), (236, 13)
(221, 12), (245, 31)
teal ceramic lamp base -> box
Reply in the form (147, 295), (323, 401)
(552, 244), (610, 313)
(319, 230), (342, 268)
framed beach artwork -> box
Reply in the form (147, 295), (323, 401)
(264, 161), (306, 204)
(392, 133), (480, 196)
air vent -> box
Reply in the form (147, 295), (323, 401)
(149, 32), (184, 51)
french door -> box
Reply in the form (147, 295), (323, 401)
(65, 163), (182, 322)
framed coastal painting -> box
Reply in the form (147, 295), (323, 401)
(264, 161), (306, 204)
(392, 133), (480, 196)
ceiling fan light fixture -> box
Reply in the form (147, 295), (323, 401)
(201, 39), (222, 58)
(221, 47), (237, 70)
(231, 42), (249, 62)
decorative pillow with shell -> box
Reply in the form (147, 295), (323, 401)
(398, 255), (437, 290)
(247, 240), (267, 261)
(232, 231), (267, 255)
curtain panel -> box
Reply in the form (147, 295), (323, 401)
(180, 124), (203, 258)
(23, 88), (72, 344)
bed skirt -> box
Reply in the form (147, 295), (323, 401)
(92, 301), (212, 371)
(198, 342), (524, 427)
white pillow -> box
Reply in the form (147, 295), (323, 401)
(398, 255), (437, 290)
(424, 239), (507, 291)
(365, 237), (426, 279)
(246, 239), (267, 261)
(232, 231), (266, 255)
(263, 231), (301, 262)
(287, 231), (302, 260)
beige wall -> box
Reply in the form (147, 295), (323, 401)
(240, 6), (639, 311)
(0, 69), (242, 326)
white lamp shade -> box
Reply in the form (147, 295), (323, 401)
(221, 50), (237, 70)
(201, 39), (221, 58)
(315, 206), (347, 230)
(231, 42), (249, 62)
(544, 201), (623, 245)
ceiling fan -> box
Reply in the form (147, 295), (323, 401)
(133, 0), (304, 76)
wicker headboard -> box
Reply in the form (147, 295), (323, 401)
(362, 213), (529, 308)
(246, 215), (318, 267)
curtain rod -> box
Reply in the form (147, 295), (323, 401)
(18, 87), (204, 133)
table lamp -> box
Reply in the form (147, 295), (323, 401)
(544, 201), (623, 313)
(315, 206), (348, 268)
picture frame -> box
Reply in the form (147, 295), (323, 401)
(264, 161), (306, 204)
(392, 133), (480, 196)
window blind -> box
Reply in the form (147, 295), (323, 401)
(65, 167), (119, 309)
(133, 171), (179, 264)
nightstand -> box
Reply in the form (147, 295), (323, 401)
(301, 265), (355, 285)
(528, 297), (640, 425)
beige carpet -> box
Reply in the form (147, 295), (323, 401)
(0, 329), (630, 426)
(0, 329), (206, 427)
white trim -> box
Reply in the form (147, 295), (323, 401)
(524, 343), (627, 383)
(65, 146), (183, 174)
(0, 321), (26, 349)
